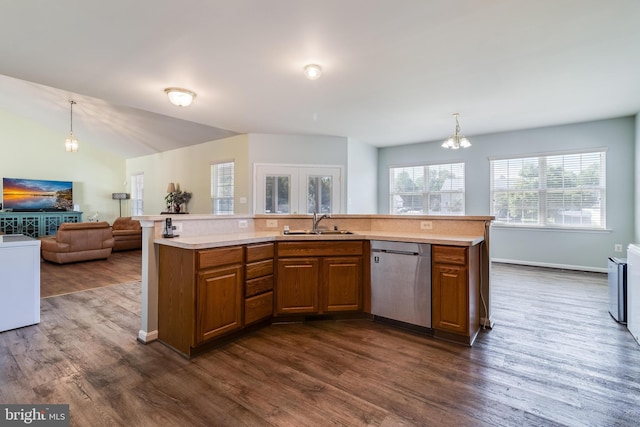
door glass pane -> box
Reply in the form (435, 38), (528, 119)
(307, 176), (332, 213)
(265, 175), (290, 213)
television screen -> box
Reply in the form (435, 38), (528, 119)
(2, 178), (73, 211)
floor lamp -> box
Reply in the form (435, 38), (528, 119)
(112, 193), (130, 217)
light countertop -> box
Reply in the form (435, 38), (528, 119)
(0, 234), (41, 247)
(154, 230), (484, 250)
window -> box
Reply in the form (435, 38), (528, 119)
(490, 150), (606, 228)
(211, 161), (234, 214)
(307, 175), (332, 214)
(255, 164), (342, 214)
(389, 163), (465, 215)
(265, 175), (290, 214)
(130, 173), (144, 216)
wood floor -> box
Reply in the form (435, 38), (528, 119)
(2, 263), (640, 426)
(40, 249), (141, 297)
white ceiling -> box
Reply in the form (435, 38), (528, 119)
(1, 0), (639, 159)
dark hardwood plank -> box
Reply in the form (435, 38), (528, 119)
(1, 262), (640, 426)
(40, 249), (141, 298)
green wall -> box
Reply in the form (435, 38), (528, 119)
(0, 109), (127, 224)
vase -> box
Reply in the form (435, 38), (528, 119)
(174, 204), (181, 213)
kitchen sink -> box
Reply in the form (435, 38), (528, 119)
(283, 230), (354, 235)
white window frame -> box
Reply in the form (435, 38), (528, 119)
(211, 160), (235, 215)
(130, 173), (144, 216)
(389, 162), (466, 215)
(254, 164), (343, 214)
(489, 149), (606, 229)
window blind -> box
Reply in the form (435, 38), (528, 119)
(211, 161), (234, 215)
(490, 150), (606, 228)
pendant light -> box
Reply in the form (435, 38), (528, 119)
(65, 100), (79, 152)
(441, 113), (471, 150)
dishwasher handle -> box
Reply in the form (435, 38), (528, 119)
(372, 249), (419, 256)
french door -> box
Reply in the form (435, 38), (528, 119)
(255, 164), (343, 214)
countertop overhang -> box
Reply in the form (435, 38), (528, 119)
(154, 230), (484, 250)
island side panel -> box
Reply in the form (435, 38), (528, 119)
(158, 245), (196, 355)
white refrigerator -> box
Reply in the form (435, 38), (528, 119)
(627, 244), (640, 345)
(0, 234), (41, 332)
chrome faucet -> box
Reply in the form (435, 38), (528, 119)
(312, 211), (331, 233)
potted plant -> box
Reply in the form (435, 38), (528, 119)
(165, 190), (192, 213)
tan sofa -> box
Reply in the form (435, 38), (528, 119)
(41, 222), (114, 264)
(112, 217), (142, 251)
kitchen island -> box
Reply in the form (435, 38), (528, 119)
(134, 214), (493, 355)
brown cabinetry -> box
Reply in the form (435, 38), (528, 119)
(158, 245), (243, 356)
(276, 241), (363, 316)
(277, 257), (320, 314)
(322, 257), (362, 312)
(244, 243), (274, 325)
(431, 244), (480, 345)
(196, 264), (243, 343)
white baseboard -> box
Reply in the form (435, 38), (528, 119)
(137, 329), (159, 344)
(491, 258), (607, 273)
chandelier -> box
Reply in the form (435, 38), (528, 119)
(441, 113), (471, 149)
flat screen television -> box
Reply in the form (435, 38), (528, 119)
(2, 178), (73, 212)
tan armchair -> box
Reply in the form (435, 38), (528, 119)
(112, 217), (142, 251)
(41, 222), (114, 264)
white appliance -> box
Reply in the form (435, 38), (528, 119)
(0, 234), (41, 332)
(627, 244), (640, 345)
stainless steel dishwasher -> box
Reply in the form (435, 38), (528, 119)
(371, 240), (431, 328)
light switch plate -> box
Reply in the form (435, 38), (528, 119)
(266, 219), (278, 228)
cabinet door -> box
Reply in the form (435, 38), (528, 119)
(322, 256), (362, 312)
(196, 264), (243, 344)
(276, 258), (319, 315)
(432, 263), (468, 334)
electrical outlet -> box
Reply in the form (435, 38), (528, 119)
(238, 220), (248, 229)
(266, 219), (278, 228)
(614, 244), (623, 252)
(173, 222), (183, 233)
(420, 221), (433, 230)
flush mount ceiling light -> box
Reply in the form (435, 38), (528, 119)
(441, 113), (471, 150)
(65, 100), (79, 152)
(303, 64), (322, 80)
(164, 87), (196, 107)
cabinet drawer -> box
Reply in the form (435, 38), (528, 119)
(246, 243), (274, 263)
(277, 241), (363, 257)
(246, 259), (273, 280)
(245, 291), (273, 325)
(198, 246), (243, 269)
(432, 245), (467, 265)
(246, 275), (274, 297)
